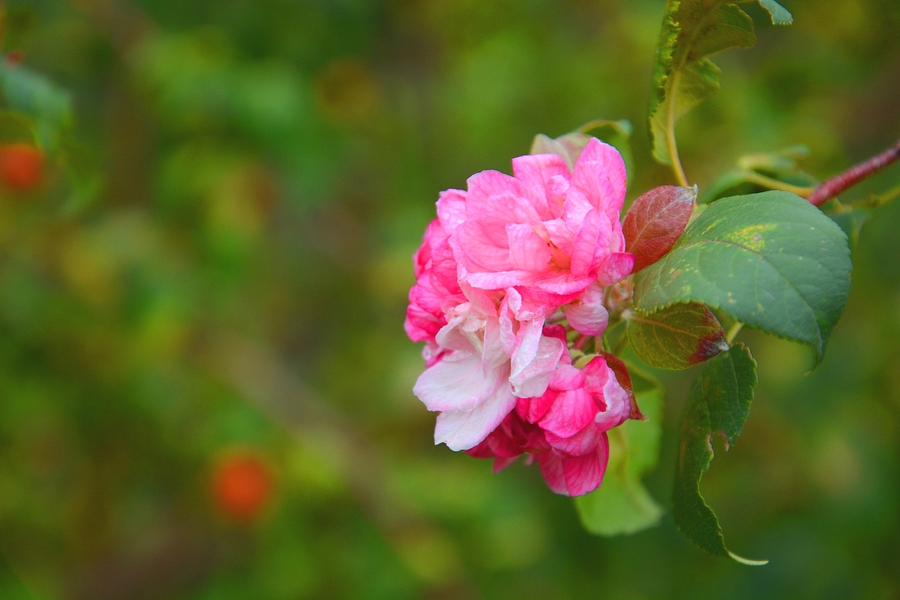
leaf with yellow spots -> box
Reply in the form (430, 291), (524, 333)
(628, 302), (728, 370)
(633, 191), (851, 365)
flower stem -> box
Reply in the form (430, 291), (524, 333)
(807, 139), (900, 206)
(742, 171), (814, 196)
(725, 321), (743, 345)
(665, 71), (689, 187)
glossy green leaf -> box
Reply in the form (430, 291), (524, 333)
(627, 302), (728, 370)
(576, 369), (663, 536)
(649, 0), (792, 165)
(633, 191), (852, 363)
(672, 344), (764, 564)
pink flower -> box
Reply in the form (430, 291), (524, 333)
(405, 138), (638, 494)
(466, 349), (631, 496)
(412, 286), (566, 451)
(444, 138), (633, 323)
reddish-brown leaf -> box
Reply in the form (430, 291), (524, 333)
(623, 185), (696, 272)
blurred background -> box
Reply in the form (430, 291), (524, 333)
(0, 0), (898, 598)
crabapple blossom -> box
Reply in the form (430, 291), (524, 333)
(405, 138), (637, 495)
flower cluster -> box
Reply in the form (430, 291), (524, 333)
(405, 138), (636, 496)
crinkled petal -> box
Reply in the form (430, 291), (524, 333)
(538, 435), (609, 496)
(515, 392), (555, 424)
(492, 455), (519, 472)
(538, 387), (597, 438)
(436, 189), (467, 233)
(454, 220), (512, 272)
(414, 350), (501, 412)
(465, 171), (542, 225)
(594, 252), (635, 286)
(582, 357), (631, 430)
(506, 222), (553, 272)
(572, 138), (627, 222)
(548, 363), (585, 391)
(510, 332), (564, 398)
(563, 282), (609, 336)
(434, 384), (517, 451)
(404, 301), (444, 342)
(466, 270), (593, 296)
(511, 153), (570, 213)
(569, 207), (602, 276)
(546, 421), (603, 456)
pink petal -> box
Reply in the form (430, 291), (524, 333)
(493, 456), (519, 472)
(454, 220), (513, 272)
(515, 393), (555, 424)
(434, 384), (518, 451)
(511, 153), (571, 213)
(465, 171), (542, 225)
(437, 189), (467, 233)
(594, 252), (635, 286)
(506, 222), (553, 271)
(462, 269), (531, 291)
(563, 282), (609, 336)
(404, 301), (443, 342)
(537, 451), (567, 494)
(546, 421), (604, 456)
(563, 187), (594, 234)
(538, 435), (609, 496)
(582, 357), (631, 430)
(538, 387), (597, 438)
(569, 208), (603, 276)
(572, 138), (627, 224)
(548, 363), (585, 391)
(562, 436), (610, 495)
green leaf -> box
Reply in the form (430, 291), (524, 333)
(649, 0), (792, 165)
(633, 191), (852, 364)
(576, 369), (663, 536)
(672, 343), (764, 564)
(627, 302), (728, 370)
(757, 0), (793, 25)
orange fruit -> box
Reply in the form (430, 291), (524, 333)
(0, 143), (44, 192)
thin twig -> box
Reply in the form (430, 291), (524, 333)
(742, 171), (814, 196)
(807, 139), (900, 206)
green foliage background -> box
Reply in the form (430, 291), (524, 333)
(0, 0), (898, 598)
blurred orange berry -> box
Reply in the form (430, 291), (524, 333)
(211, 451), (275, 522)
(0, 143), (44, 192)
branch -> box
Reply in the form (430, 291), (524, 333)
(807, 139), (900, 206)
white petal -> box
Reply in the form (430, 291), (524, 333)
(434, 384), (517, 451)
(414, 351), (498, 412)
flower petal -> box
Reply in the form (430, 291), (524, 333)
(538, 387), (596, 438)
(572, 138), (627, 223)
(434, 384), (517, 451)
(563, 282), (609, 336)
(594, 252), (634, 286)
(414, 350), (503, 412)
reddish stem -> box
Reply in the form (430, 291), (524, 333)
(807, 139), (900, 206)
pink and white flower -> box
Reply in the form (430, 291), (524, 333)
(405, 138), (637, 496)
(466, 327), (631, 496)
